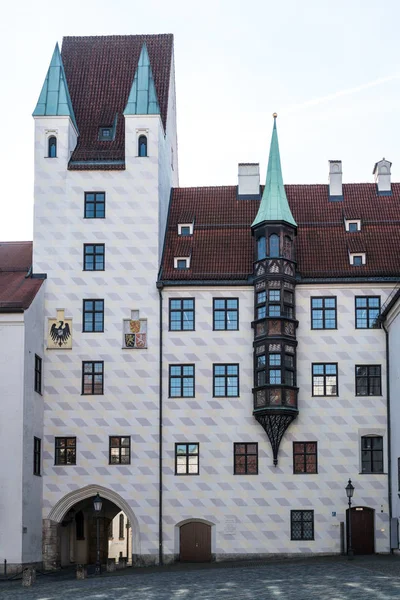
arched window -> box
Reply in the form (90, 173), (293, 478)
(75, 511), (84, 540)
(48, 136), (57, 158)
(138, 135), (147, 157)
(257, 236), (266, 260)
(269, 234), (280, 257)
(119, 514), (125, 539)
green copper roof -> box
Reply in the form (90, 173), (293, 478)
(33, 43), (78, 133)
(252, 115), (297, 228)
(124, 43), (160, 116)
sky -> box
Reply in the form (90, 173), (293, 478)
(1, 0), (400, 241)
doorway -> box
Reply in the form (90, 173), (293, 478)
(180, 522), (211, 562)
(347, 506), (374, 554)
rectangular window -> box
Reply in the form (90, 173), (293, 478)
(312, 363), (338, 396)
(293, 442), (317, 474)
(175, 443), (199, 475)
(213, 364), (239, 397)
(34, 354), (42, 394)
(355, 365), (382, 396)
(109, 436), (131, 465)
(213, 298), (238, 330)
(169, 298), (195, 331)
(169, 365), (195, 397)
(355, 296), (380, 329)
(83, 300), (104, 332)
(119, 514), (125, 539)
(82, 361), (104, 395)
(84, 192), (105, 218)
(55, 437), (76, 465)
(291, 510), (314, 541)
(33, 437), (41, 476)
(311, 297), (337, 329)
(361, 436), (383, 473)
(83, 244), (105, 271)
(234, 443), (258, 474)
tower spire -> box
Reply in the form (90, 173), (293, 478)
(124, 43), (160, 116)
(252, 114), (296, 228)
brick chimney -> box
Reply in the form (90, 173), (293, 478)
(373, 158), (392, 195)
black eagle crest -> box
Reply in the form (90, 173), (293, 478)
(50, 321), (71, 347)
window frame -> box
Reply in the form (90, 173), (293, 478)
(55, 436), (77, 466)
(361, 435), (384, 474)
(310, 297), (337, 330)
(83, 244), (105, 271)
(312, 363), (338, 397)
(169, 364), (195, 398)
(293, 442), (318, 474)
(175, 442), (200, 476)
(213, 298), (239, 331)
(48, 136), (57, 158)
(169, 298), (195, 331)
(138, 134), (147, 157)
(290, 510), (314, 541)
(82, 361), (104, 395)
(109, 436), (131, 465)
(213, 363), (239, 397)
(33, 436), (41, 476)
(84, 192), (106, 219)
(34, 354), (42, 394)
(82, 299), (104, 333)
(355, 296), (381, 329)
(233, 442), (258, 475)
(355, 365), (382, 396)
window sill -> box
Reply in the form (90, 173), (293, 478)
(359, 471), (386, 475)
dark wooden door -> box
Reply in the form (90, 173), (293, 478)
(180, 522), (211, 562)
(347, 507), (374, 554)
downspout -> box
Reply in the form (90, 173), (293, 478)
(158, 284), (164, 565)
(382, 321), (392, 553)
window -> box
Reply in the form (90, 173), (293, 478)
(351, 254), (364, 266)
(311, 297), (337, 329)
(213, 298), (238, 330)
(213, 364), (239, 397)
(175, 443), (199, 475)
(234, 443), (258, 474)
(293, 442), (317, 474)
(33, 437), (41, 476)
(169, 365), (195, 397)
(83, 300), (104, 332)
(291, 510), (314, 541)
(34, 355), (42, 394)
(169, 298), (194, 331)
(345, 219), (361, 232)
(361, 436), (383, 473)
(269, 234), (280, 257)
(83, 244), (105, 271)
(82, 361), (104, 395)
(48, 136), (57, 158)
(312, 363), (338, 396)
(119, 514), (125, 539)
(174, 257), (190, 269)
(138, 135), (147, 157)
(55, 437), (76, 465)
(355, 365), (382, 396)
(355, 297), (380, 329)
(178, 223), (193, 236)
(348, 222), (358, 232)
(99, 127), (112, 140)
(76, 511), (85, 540)
(84, 192), (105, 218)
(109, 436), (131, 465)
(257, 236), (266, 260)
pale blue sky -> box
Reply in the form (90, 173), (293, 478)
(1, 0), (399, 240)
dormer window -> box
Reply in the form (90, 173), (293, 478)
(350, 253), (366, 266)
(99, 127), (112, 141)
(178, 223), (193, 236)
(345, 219), (361, 232)
(174, 257), (190, 270)
(48, 136), (57, 158)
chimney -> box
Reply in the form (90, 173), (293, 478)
(373, 158), (392, 195)
(329, 160), (343, 200)
(238, 163), (260, 198)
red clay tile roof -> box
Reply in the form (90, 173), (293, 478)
(0, 242), (44, 310)
(61, 34), (173, 170)
(161, 183), (400, 281)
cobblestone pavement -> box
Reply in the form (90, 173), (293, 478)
(2, 555), (400, 600)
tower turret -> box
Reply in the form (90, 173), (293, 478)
(251, 114), (298, 466)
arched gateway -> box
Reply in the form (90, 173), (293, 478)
(43, 485), (141, 569)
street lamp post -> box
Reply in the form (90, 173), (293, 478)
(345, 479), (355, 559)
(93, 493), (103, 575)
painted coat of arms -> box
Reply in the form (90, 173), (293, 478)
(123, 311), (147, 349)
(47, 309), (72, 349)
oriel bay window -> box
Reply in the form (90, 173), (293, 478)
(255, 282), (295, 321)
(312, 363), (338, 396)
(255, 343), (296, 388)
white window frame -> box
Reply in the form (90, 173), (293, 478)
(345, 219), (361, 232)
(349, 252), (366, 266)
(174, 257), (191, 270)
(178, 223), (194, 236)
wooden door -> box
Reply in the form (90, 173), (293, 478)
(180, 522), (211, 562)
(347, 507), (374, 554)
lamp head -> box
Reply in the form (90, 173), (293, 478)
(93, 493), (102, 512)
(345, 479), (355, 499)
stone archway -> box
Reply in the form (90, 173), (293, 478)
(43, 485), (141, 570)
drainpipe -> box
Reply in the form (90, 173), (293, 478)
(158, 284), (164, 566)
(382, 321), (392, 553)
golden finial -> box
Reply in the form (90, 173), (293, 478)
(273, 112), (278, 119)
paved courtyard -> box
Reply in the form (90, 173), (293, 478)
(2, 556), (400, 599)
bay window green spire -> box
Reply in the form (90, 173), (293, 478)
(252, 114), (296, 228)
